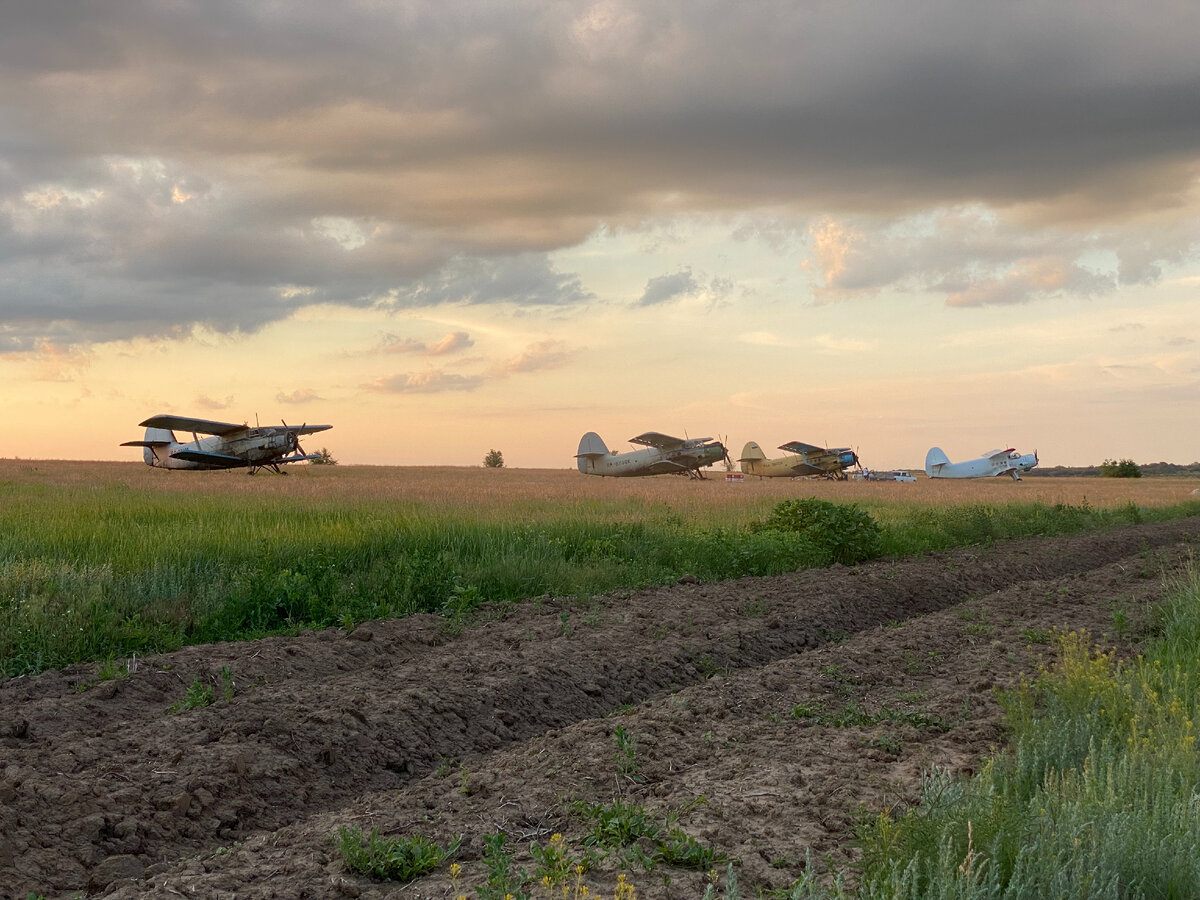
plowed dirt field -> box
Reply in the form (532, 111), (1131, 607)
(4, 517), (1199, 899)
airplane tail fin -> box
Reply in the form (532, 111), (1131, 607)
(738, 441), (766, 462)
(925, 446), (950, 478)
(576, 432), (609, 473)
(120, 427), (176, 467)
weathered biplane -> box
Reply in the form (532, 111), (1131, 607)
(576, 432), (728, 478)
(122, 414), (332, 473)
(738, 441), (860, 480)
(924, 447), (1038, 481)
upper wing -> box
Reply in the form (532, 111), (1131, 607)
(983, 448), (1016, 462)
(779, 441), (825, 455)
(140, 414), (246, 436)
(281, 424), (333, 436)
(629, 432), (686, 451)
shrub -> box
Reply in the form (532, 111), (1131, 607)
(310, 447), (338, 465)
(1100, 458), (1142, 478)
(483, 449), (505, 468)
(751, 498), (883, 565)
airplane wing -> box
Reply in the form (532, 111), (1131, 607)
(280, 424), (333, 436)
(629, 432), (687, 451)
(779, 441), (825, 455)
(788, 462), (830, 477)
(168, 449), (247, 468)
(983, 448), (1016, 461)
(140, 414), (247, 437)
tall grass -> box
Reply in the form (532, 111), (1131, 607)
(785, 563), (1200, 900)
(1, 463), (1198, 676)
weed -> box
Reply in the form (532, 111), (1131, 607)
(97, 658), (129, 681)
(577, 799), (660, 850)
(168, 677), (213, 714)
(335, 827), (459, 882)
(1021, 627), (1052, 644)
(478, 831), (529, 900)
(658, 827), (725, 870)
(790, 702), (819, 719)
(529, 832), (584, 890)
(865, 735), (901, 755)
(741, 597), (770, 618)
(613, 725), (639, 779)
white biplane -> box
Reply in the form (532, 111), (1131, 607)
(122, 414), (332, 473)
(925, 447), (1039, 481)
(576, 431), (728, 478)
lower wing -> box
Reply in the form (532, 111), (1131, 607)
(169, 450), (247, 468)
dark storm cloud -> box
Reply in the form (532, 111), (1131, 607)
(2, 0), (1199, 345)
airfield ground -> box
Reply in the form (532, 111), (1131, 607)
(3, 469), (1199, 898)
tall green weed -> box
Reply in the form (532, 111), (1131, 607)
(849, 564), (1200, 899)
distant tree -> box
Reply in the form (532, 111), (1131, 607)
(1100, 458), (1141, 478)
(311, 447), (338, 465)
(483, 449), (505, 468)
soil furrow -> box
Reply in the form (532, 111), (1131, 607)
(1, 517), (1197, 897)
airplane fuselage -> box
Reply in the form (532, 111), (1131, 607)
(925, 448), (1038, 480)
(578, 445), (725, 477)
(740, 456), (803, 478)
(141, 430), (297, 470)
(739, 440), (858, 479)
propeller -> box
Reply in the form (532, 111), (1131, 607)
(281, 419), (307, 456)
(721, 433), (733, 471)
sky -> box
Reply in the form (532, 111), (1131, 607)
(1, 0), (1198, 469)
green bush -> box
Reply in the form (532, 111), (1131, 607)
(751, 498), (883, 565)
(1100, 458), (1142, 478)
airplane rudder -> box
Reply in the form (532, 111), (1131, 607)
(145, 426), (175, 444)
(925, 447), (950, 467)
(925, 446), (950, 477)
(739, 441), (766, 461)
(577, 431), (609, 456)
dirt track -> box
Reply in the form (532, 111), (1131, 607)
(3, 517), (1199, 899)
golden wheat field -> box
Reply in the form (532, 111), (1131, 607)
(4, 459), (1198, 525)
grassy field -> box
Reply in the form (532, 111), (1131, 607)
(3, 460), (1199, 677)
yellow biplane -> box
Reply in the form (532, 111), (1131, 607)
(738, 441), (860, 480)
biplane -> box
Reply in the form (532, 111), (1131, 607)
(122, 414), (332, 473)
(924, 447), (1039, 481)
(576, 432), (728, 478)
(738, 441), (860, 480)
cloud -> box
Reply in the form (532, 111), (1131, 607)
(807, 207), (1122, 307)
(195, 394), (234, 410)
(2, 2), (1199, 345)
(380, 330), (475, 356)
(365, 371), (485, 393)
(636, 269), (699, 306)
(276, 389), (323, 404)
(378, 256), (592, 309)
(946, 258), (1115, 308)
(497, 339), (572, 374)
